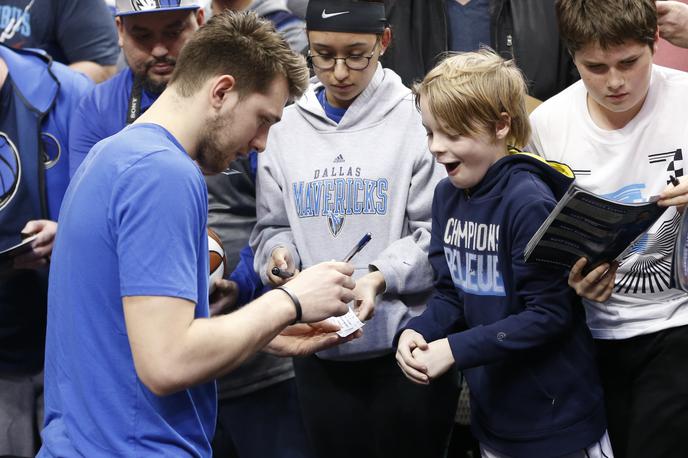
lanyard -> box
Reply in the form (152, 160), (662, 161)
(126, 75), (144, 125)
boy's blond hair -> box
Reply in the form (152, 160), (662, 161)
(413, 49), (531, 149)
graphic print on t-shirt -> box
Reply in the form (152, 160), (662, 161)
(0, 1), (33, 45)
(649, 148), (684, 182)
(607, 148), (685, 295)
(0, 131), (20, 211)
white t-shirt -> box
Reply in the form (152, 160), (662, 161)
(529, 65), (688, 340)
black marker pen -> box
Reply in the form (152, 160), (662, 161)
(671, 175), (680, 187)
(271, 266), (294, 279)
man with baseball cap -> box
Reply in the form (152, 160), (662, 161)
(68, 0), (205, 174)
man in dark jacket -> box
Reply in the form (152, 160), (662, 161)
(380, 0), (578, 100)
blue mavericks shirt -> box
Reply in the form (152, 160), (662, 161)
(316, 87), (348, 123)
(40, 123), (216, 457)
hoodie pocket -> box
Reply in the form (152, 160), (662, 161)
(464, 363), (567, 439)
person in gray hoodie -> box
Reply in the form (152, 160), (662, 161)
(209, 0), (308, 54)
(250, 1), (460, 457)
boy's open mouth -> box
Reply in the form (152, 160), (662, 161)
(444, 162), (460, 174)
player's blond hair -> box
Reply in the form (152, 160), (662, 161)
(414, 49), (531, 148)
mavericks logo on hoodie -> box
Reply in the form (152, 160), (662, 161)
(292, 167), (388, 236)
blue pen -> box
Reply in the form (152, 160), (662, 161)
(342, 233), (373, 262)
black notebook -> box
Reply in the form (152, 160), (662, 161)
(0, 235), (37, 272)
(524, 184), (666, 273)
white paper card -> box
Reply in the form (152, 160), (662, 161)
(327, 307), (364, 337)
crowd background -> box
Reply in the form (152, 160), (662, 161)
(1, 0), (687, 457)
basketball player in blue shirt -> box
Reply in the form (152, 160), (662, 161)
(40, 13), (357, 456)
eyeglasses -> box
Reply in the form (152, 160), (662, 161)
(308, 39), (380, 71)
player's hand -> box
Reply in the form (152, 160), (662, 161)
(284, 261), (355, 322)
(267, 246), (299, 286)
(411, 338), (455, 382)
(264, 320), (362, 356)
(395, 329), (430, 385)
(352, 271), (386, 321)
(568, 257), (618, 303)
(209, 279), (239, 316)
(13, 220), (57, 270)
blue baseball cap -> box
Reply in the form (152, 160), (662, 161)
(115, 0), (200, 16)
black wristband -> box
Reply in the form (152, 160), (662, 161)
(276, 285), (302, 325)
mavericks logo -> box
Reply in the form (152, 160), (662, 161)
(326, 210), (345, 237)
(0, 132), (20, 212)
(41, 132), (62, 170)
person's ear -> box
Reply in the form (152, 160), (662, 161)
(195, 7), (206, 27)
(651, 29), (659, 54)
(210, 75), (236, 110)
(495, 112), (511, 140)
(115, 17), (124, 48)
(380, 27), (392, 56)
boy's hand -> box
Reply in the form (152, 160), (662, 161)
(568, 258), (618, 302)
(658, 174), (688, 212)
(395, 329), (430, 385)
(410, 338), (455, 381)
(352, 270), (386, 321)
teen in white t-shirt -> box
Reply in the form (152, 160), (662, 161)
(530, 63), (688, 339)
(528, 1), (688, 457)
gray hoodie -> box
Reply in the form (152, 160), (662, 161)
(250, 0), (308, 54)
(205, 0), (307, 55)
(251, 65), (445, 360)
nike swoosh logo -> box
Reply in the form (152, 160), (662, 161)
(321, 9), (350, 19)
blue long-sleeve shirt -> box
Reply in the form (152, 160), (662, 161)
(403, 153), (606, 458)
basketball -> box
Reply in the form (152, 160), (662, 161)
(208, 227), (227, 293)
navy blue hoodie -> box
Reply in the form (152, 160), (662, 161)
(403, 153), (606, 457)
